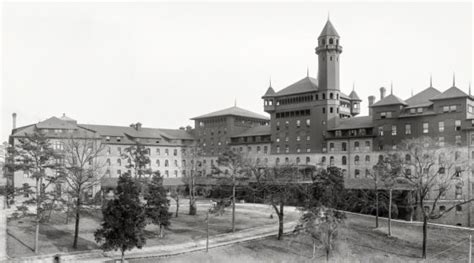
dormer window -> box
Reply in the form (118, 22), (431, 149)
(116, 137), (121, 142)
(106, 136), (110, 141)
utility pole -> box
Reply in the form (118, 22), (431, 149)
(469, 234), (472, 263)
(388, 188), (392, 236)
(232, 171), (236, 233)
(206, 210), (209, 253)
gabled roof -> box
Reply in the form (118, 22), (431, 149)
(36, 116), (77, 129)
(330, 116), (373, 130)
(262, 87), (276, 98)
(349, 90), (361, 101)
(430, 86), (468, 101)
(319, 19), (339, 38)
(274, 76), (318, 97)
(158, 129), (195, 140)
(405, 87), (441, 107)
(231, 125), (271, 138)
(191, 106), (269, 120)
(371, 94), (407, 107)
(340, 92), (350, 100)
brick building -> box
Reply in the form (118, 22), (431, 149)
(7, 18), (472, 226)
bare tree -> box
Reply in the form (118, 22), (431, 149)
(181, 145), (205, 215)
(62, 135), (106, 249)
(5, 130), (63, 253)
(253, 164), (313, 240)
(389, 137), (473, 259)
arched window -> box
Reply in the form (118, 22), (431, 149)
(276, 158), (280, 165)
(306, 157), (310, 164)
(285, 157), (289, 163)
(156, 159), (160, 167)
(329, 38), (333, 44)
(330, 93), (334, 99)
(354, 155), (360, 165)
(323, 93), (326, 100)
(342, 142), (347, 151)
(342, 156), (347, 165)
(321, 156), (326, 163)
(337, 94), (339, 100)
(322, 39), (326, 45)
(165, 160), (169, 167)
(354, 169), (360, 178)
(296, 157), (300, 164)
(365, 155), (370, 163)
(354, 141), (360, 151)
(329, 156), (334, 166)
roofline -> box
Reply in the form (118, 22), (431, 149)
(190, 114), (269, 121)
(429, 95), (469, 101)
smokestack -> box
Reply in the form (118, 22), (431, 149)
(368, 96), (375, 116)
(380, 87), (386, 100)
(12, 113), (17, 130)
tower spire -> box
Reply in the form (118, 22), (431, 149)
(327, 11), (330, 21)
(234, 98), (237, 107)
(453, 73), (456, 87)
(469, 82), (471, 96)
(307, 66), (309, 77)
(269, 76), (272, 88)
(352, 82), (355, 91)
(430, 74), (433, 87)
(390, 81), (393, 95)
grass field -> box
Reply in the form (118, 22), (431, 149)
(7, 202), (288, 258)
(131, 213), (474, 263)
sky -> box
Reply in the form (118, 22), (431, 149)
(1, 1), (472, 142)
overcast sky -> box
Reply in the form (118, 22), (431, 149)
(1, 1), (472, 142)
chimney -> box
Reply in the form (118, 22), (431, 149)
(179, 127), (185, 130)
(368, 96), (375, 116)
(135, 122), (142, 130)
(380, 87), (386, 100)
(186, 125), (192, 131)
(12, 113), (17, 130)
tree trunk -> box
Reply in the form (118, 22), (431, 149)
(206, 211), (209, 253)
(312, 240), (316, 258)
(34, 178), (40, 254)
(121, 248), (125, 263)
(73, 195), (81, 249)
(375, 188), (379, 228)
(277, 202), (284, 240)
(175, 195), (179, 218)
(388, 189), (392, 236)
(232, 180), (236, 233)
(159, 225), (164, 238)
(422, 215), (428, 259)
(326, 227), (331, 262)
(189, 177), (196, 215)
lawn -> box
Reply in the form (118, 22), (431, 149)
(7, 201), (289, 258)
(131, 213), (473, 263)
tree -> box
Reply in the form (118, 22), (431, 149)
(309, 167), (346, 209)
(253, 164), (312, 240)
(95, 173), (146, 262)
(213, 149), (246, 233)
(294, 207), (346, 261)
(122, 141), (153, 180)
(5, 130), (63, 253)
(169, 187), (182, 218)
(181, 145), (205, 216)
(389, 137), (473, 259)
(62, 136), (106, 249)
(144, 173), (171, 238)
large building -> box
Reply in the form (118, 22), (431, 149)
(7, 18), (473, 226)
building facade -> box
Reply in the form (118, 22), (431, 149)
(7, 18), (473, 226)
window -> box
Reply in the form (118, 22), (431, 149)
(285, 145), (289, 153)
(306, 135), (310, 141)
(455, 120), (461, 131)
(417, 107), (423, 113)
(174, 160), (178, 167)
(354, 155), (360, 165)
(306, 119), (310, 127)
(354, 141), (360, 151)
(117, 159), (121, 166)
(365, 155), (370, 163)
(456, 205), (462, 214)
(329, 156), (334, 166)
(342, 156), (347, 165)
(378, 126), (384, 136)
(165, 149), (169, 156)
(285, 157), (289, 164)
(365, 169), (370, 178)
(306, 157), (310, 164)
(410, 108), (416, 114)
(423, 122), (429, 134)
(438, 137), (445, 147)
(247, 146), (252, 152)
(296, 136), (301, 141)
(354, 169), (360, 178)
(455, 136), (462, 146)
(117, 169), (121, 176)
(391, 125), (397, 136)
(297, 148), (301, 153)
(165, 160), (169, 167)
(455, 184), (463, 199)
(321, 156), (326, 164)
(296, 120), (301, 128)
(296, 157), (300, 164)
(106, 159), (111, 166)
(276, 158), (280, 165)
(365, 141), (370, 150)
(438, 121), (444, 132)
(405, 124), (411, 135)
(450, 105), (457, 112)
(443, 106), (449, 112)
(264, 146), (268, 154)
(276, 146), (280, 153)
(329, 143), (334, 152)
(342, 142), (347, 151)
(165, 170), (169, 177)
(173, 149), (178, 156)
(323, 108), (326, 114)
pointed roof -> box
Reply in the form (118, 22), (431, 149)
(262, 87), (276, 98)
(191, 106), (269, 120)
(371, 94), (407, 107)
(430, 86), (468, 101)
(36, 116), (77, 129)
(349, 90), (361, 101)
(319, 19), (339, 38)
(405, 87), (441, 107)
(274, 76), (318, 97)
